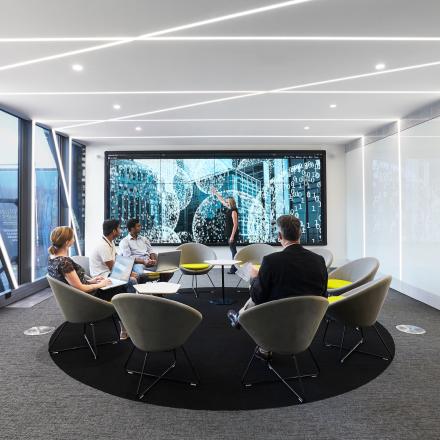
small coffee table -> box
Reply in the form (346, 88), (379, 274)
(134, 282), (181, 295)
(204, 259), (241, 305)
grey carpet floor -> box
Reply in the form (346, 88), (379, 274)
(0, 270), (439, 440)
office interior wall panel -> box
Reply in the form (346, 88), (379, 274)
(364, 134), (400, 278)
(345, 145), (363, 261)
(400, 118), (440, 301)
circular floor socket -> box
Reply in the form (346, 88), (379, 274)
(396, 324), (426, 335)
(24, 326), (55, 336)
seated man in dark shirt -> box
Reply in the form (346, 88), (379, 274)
(228, 215), (328, 328)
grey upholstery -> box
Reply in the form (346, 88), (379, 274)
(328, 257), (380, 295)
(47, 276), (115, 323)
(327, 276), (392, 327)
(239, 296), (329, 355)
(112, 293), (202, 400)
(71, 255), (91, 277)
(177, 243), (217, 275)
(324, 276), (393, 363)
(176, 243), (217, 297)
(47, 276), (118, 359)
(239, 296), (328, 403)
(309, 248), (333, 269)
(235, 243), (276, 266)
(112, 293), (202, 352)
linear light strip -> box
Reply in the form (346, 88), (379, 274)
(60, 58), (440, 131)
(2, 36), (440, 42)
(361, 136), (366, 258)
(0, 0), (312, 71)
(30, 121), (36, 281)
(0, 232), (18, 289)
(2, 90), (440, 96)
(51, 129), (82, 256)
(44, 118), (396, 124)
(80, 135), (359, 139)
(397, 120), (403, 280)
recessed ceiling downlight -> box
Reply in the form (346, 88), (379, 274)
(72, 63), (83, 71)
(375, 63), (386, 70)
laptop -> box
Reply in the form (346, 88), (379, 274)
(144, 250), (181, 273)
(100, 255), (135, 290)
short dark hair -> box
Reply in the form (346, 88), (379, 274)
(276, 215), (302, 241)
(103, 219), (120, 236)
(126, 218), (140, 231)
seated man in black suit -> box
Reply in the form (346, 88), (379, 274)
(228, 214), (328, 331)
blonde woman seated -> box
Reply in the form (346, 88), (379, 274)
(47, 227), (130, 340)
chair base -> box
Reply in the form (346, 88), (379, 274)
(49, 317), (120, 360)
(240, 346), (320, 404)
(124, 345), (200, 400)
(177, 273), (216, 298)
(323, 320), (393, 363)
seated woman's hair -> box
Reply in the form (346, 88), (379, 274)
(49, 226), (74, 255)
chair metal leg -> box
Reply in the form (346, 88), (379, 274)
(373, 323), (393, 360)
(322, 318), (331, 347)
(48, 321), (68, 353)
(181, 346), (200, 386)
(338, 325), (346, 360)
(340, 329), (364, 364)
(206, 273), (216, 289)
(84, 323), (98, 360)
(124, 345), (136, 371)
(236, 278), (243, 288)
(138, 357), (177, 400)
(177, 273), (183, 284)
(136, 352), (149, 396)
(268, 361), (304, 403)
(293, 355), (305, 399)
(50, 320), (118, 358)
(111, 315), (120, 341)
(191, 275), (199, 299)
(241, 346), (259, 386)
(307, 347), (320, 376)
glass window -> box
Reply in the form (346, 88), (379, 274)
(0, 256), (11, 294)
(71, 142), (86, 255)
(34, 126), (59, 280)
(0, 110), (19, 279)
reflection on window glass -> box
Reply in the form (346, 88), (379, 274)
(0, 110), (19, 279)
(71, 143), (86, 256)
(34, 126), (59, 279)
(0, 257), (11, 294)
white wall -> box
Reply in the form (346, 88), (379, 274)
(85, 144), (347, 263)
(345, 117), (440, 310)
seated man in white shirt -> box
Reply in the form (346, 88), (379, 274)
(119, 218), (173, 282)
(89, 219), (139, 295)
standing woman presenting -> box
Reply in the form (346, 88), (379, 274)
(212, 188), (239, 274)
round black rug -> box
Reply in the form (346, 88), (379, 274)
(49, 289), (395, 410)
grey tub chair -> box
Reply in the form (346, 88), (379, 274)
(47, 276), (119, 359)
(71, 255), (91, 277)
(112, 293), (202, 400)
(234, 243), (275, 288)
(323, 275), (393, 363)
(239, 296), (329, 403)
(176, 243), (217, 298)
(328, 257), (380, 296)
(310, 248), (333, 269)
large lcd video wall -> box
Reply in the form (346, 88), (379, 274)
(106, 151), (326, 245)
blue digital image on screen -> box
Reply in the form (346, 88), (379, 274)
(108, 154), (325, 245)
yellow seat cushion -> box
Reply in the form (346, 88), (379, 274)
(328, 295), (344, 304)
(328, 279), (352, 289)
(180, 263), (210, 270)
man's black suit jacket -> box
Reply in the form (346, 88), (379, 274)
(249, 244), (328, 305)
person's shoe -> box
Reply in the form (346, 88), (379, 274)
(227, 309), (241, 329)
(227, 270), (237, 275)
(255, 347), (272, 362)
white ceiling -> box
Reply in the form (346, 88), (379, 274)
(0, 0), (439, 147)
